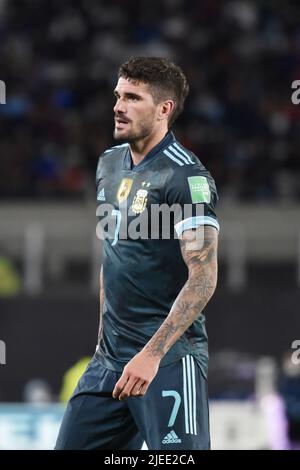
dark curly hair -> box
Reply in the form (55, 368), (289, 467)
(118, 57), (189, 128)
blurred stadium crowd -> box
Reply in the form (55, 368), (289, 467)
(0, 0), (300, 201)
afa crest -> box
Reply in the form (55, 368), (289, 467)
(131, 189), (148, 214)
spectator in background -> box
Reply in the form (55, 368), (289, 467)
(23, 379), (53, 404)
(0, 0), (300, 202)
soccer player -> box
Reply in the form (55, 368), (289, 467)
(55, 57), (219, 450)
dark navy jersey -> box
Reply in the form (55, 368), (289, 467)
(95, 130), (219, 377)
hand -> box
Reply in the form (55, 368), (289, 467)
(112, 350), (160, 400)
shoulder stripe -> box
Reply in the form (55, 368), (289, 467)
(173, 142), (195, 164)
(168, 145), (190, 165)
(168, 145), (195, 165)
(163, 149), (184, 166)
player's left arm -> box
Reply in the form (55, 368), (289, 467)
(145, 225), (218, 355)
(113, 225), (218, 400)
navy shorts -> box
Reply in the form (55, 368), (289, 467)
(55, 353), (210, 450)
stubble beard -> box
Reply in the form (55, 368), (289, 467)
(113, 118), (153, 144)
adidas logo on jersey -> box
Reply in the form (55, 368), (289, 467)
(162, 430), (181, 444)
(97, 188), (106, 201)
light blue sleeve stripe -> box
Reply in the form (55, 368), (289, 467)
(163, 149), (184, 166)
(168, 145), (191, 165)
(174, 216), (220, 237)
(173, 142), (195, 164)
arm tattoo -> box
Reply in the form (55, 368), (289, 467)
(144, 226), (218, 359)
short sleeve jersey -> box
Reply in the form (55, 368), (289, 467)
(95, 131), (219, 377)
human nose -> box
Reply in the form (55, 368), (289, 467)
(114, 97), (127, 115)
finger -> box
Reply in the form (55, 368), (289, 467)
(138, 382), (149, 396)
(118, 376), (139, 401)
(131, 381), (146, 397)
(112, 372), (129, 399)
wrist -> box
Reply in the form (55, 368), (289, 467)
(142, 345), (163, 363)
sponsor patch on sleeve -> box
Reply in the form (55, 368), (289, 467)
(188, 176), (211, 203)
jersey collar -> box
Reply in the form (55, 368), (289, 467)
(123, 130), (176, 171)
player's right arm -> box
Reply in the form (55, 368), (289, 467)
(95, 153), (105, 350)
(97, 265), (104, 346)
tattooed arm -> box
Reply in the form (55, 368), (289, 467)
(144, 225), (218, 358)
(113, 226), (218, 399)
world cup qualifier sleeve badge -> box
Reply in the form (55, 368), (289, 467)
(131, 188), (148, 214)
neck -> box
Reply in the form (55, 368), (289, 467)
(129, 127), (168, 166)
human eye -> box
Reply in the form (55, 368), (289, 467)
(128, 95), (140, 102)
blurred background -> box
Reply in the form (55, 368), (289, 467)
(0, 0), (300, 450)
